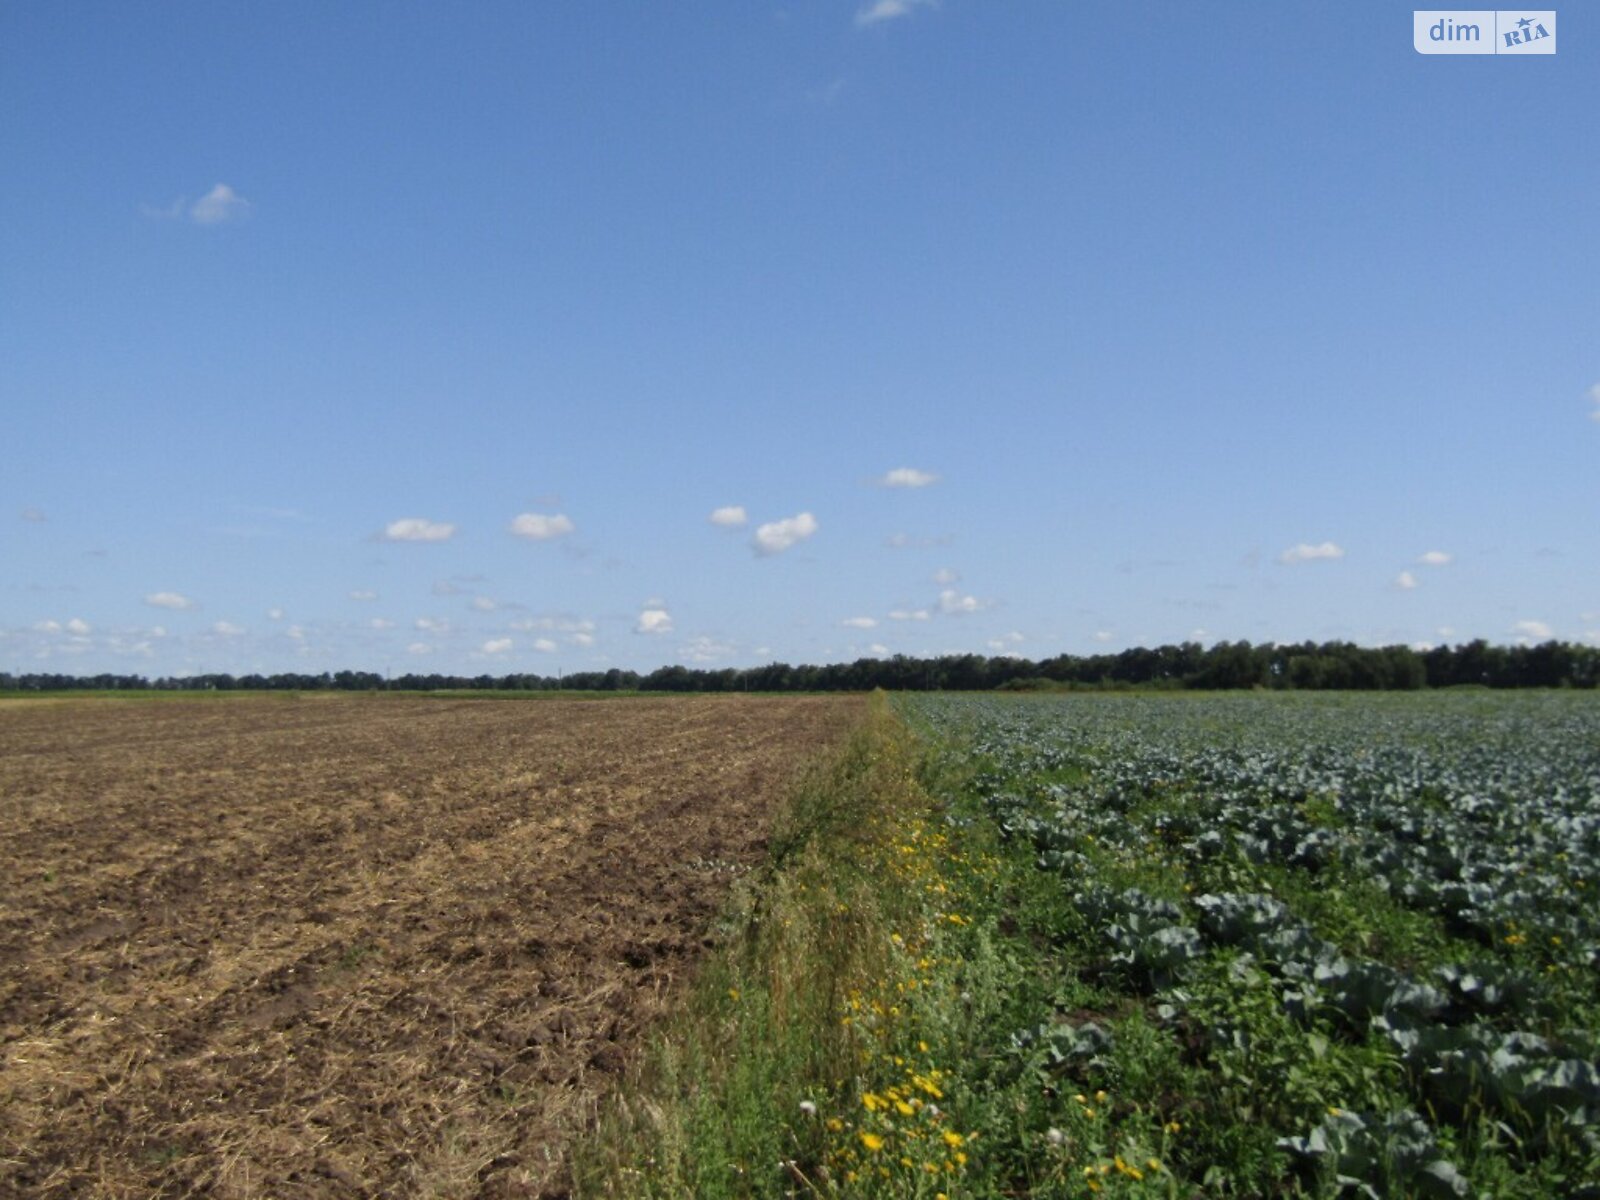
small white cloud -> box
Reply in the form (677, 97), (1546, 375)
(433, 580), (464, 596)
(856, 0), (934, 26)
(683, 635), (735, 663)
(266, 607), (285, 620)
(150, 625), (168, 638)
(1436, 626), (1456, 639)
(841, 616), (878, 629)
(407, 642), (432, 655)
(1412, 641), (1436, 653)
(889, 608), (931, 621)
(349, 589), (378, 602)
(753, 511), (818, 556)
(145, 591), (195, 610)
(878, 467), (940, 488)
(370, 617), (394, 630)
(481, 637), (513, 654)
(1395, 571), (1419, 591)
(382, 517), (456, 543)
(865, 643), (890, 656)
(636, 608), (674, 635)
(65, 617), (91, 635)
(33, 619), (61, 633)
(533, 637), (558, 653)
(1512, 619), (1553, 640)
(937, 589), (986, 615)
(1093, 630), (1114, 643)
(986, 632), (1025, 652)
(470, 596), (497, 612)
(509, 512), (575, 541)
(286, 625), (306, 641)
(709, 505), (748, 528)
(932, 567), (960, 585)
(20, 506), (47, 522)
(415, 616), (451, 633)
(212, 620), (244, 636)
(570, 631), (595, 647)
(190, 183), (251, 225)
(1278, 542), (1345, 565)
(1588, 382), (1600, 420)
(1418, 551), (1452, 566)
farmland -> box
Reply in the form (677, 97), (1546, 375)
(0, 693), (859, 1198)
(885, 692), (1600, 1196)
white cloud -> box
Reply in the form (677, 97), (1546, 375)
(510, 614), (595, 634)
(432, 580), (464, 596)
(533, 637), (558, 653)
(753, 511), (818, 556)
(938, 589), (986, 615)
(865, 643), (890, 657)
(636, 608), (673, 635)
(266, 607), (285, 620)
(889, 608), (931, 621)
(509, 512), (575, 540)
(407, 642), (431, 655)
(878, 467), (940, 488)
(1588, 382), (1600, 420)
(190, 183), (251, 225)
(65, 617), (91, 635)
(570, 631), (595, 647)
(370, 617), (394, 630)
(1418, 551), (1452, 566)
(145, 591), (195, 610)
(471, 596), (497, 612)
(349, 589), (378, 601)
(1436, 626), (1456, 639)
(1093, 630), (1114, 643)
(415, 616), (451, 633)
(1395, 571), (1419, 591)
(1412, 641), (1435, 653)
(709, 505), (748, 528)
(856, 0), (934, 26)
(382, 517), (456, 543)
(20, 506), (46, 522)
(684, 635), (735, 663)
(33, 620), (61, 633)
(212, 621), (244, 636)
(986, 632), (1025, 652)
(884, 531), (951, 549)
(932, 567), (960, 585)
(1278, 542), (1345, 565)
(286, 625), (306, 641)
(841, 616), (878, 629)
(1512, 619), (1553, 640)
(481, 637), (512, 654)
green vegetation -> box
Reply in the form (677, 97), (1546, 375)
(582, 690), (1599, 1197)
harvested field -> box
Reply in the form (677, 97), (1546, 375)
(0, 693), (860, 1198)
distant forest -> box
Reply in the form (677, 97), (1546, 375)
(6, 638), (1598, 693)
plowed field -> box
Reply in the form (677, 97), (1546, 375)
(0, 693), (859, 1198)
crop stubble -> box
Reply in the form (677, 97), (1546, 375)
(0, 694), (860, 1198)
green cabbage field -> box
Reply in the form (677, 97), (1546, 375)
(904, 692), (1599, 1197)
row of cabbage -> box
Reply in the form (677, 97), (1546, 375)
(906, 691), (1600, 1196)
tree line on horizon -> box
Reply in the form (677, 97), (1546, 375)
(4, 638), (1597, 693)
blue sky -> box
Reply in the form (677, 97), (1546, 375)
(3, 2), (1596, 676)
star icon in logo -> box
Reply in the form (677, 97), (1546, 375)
(1517, 16), (1533, 30)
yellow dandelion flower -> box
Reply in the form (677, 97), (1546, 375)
(942, 1130), (964, 1148)
(860, 1132), (885, 1152)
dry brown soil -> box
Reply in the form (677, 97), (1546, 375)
(0, 693), (859, 1198)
